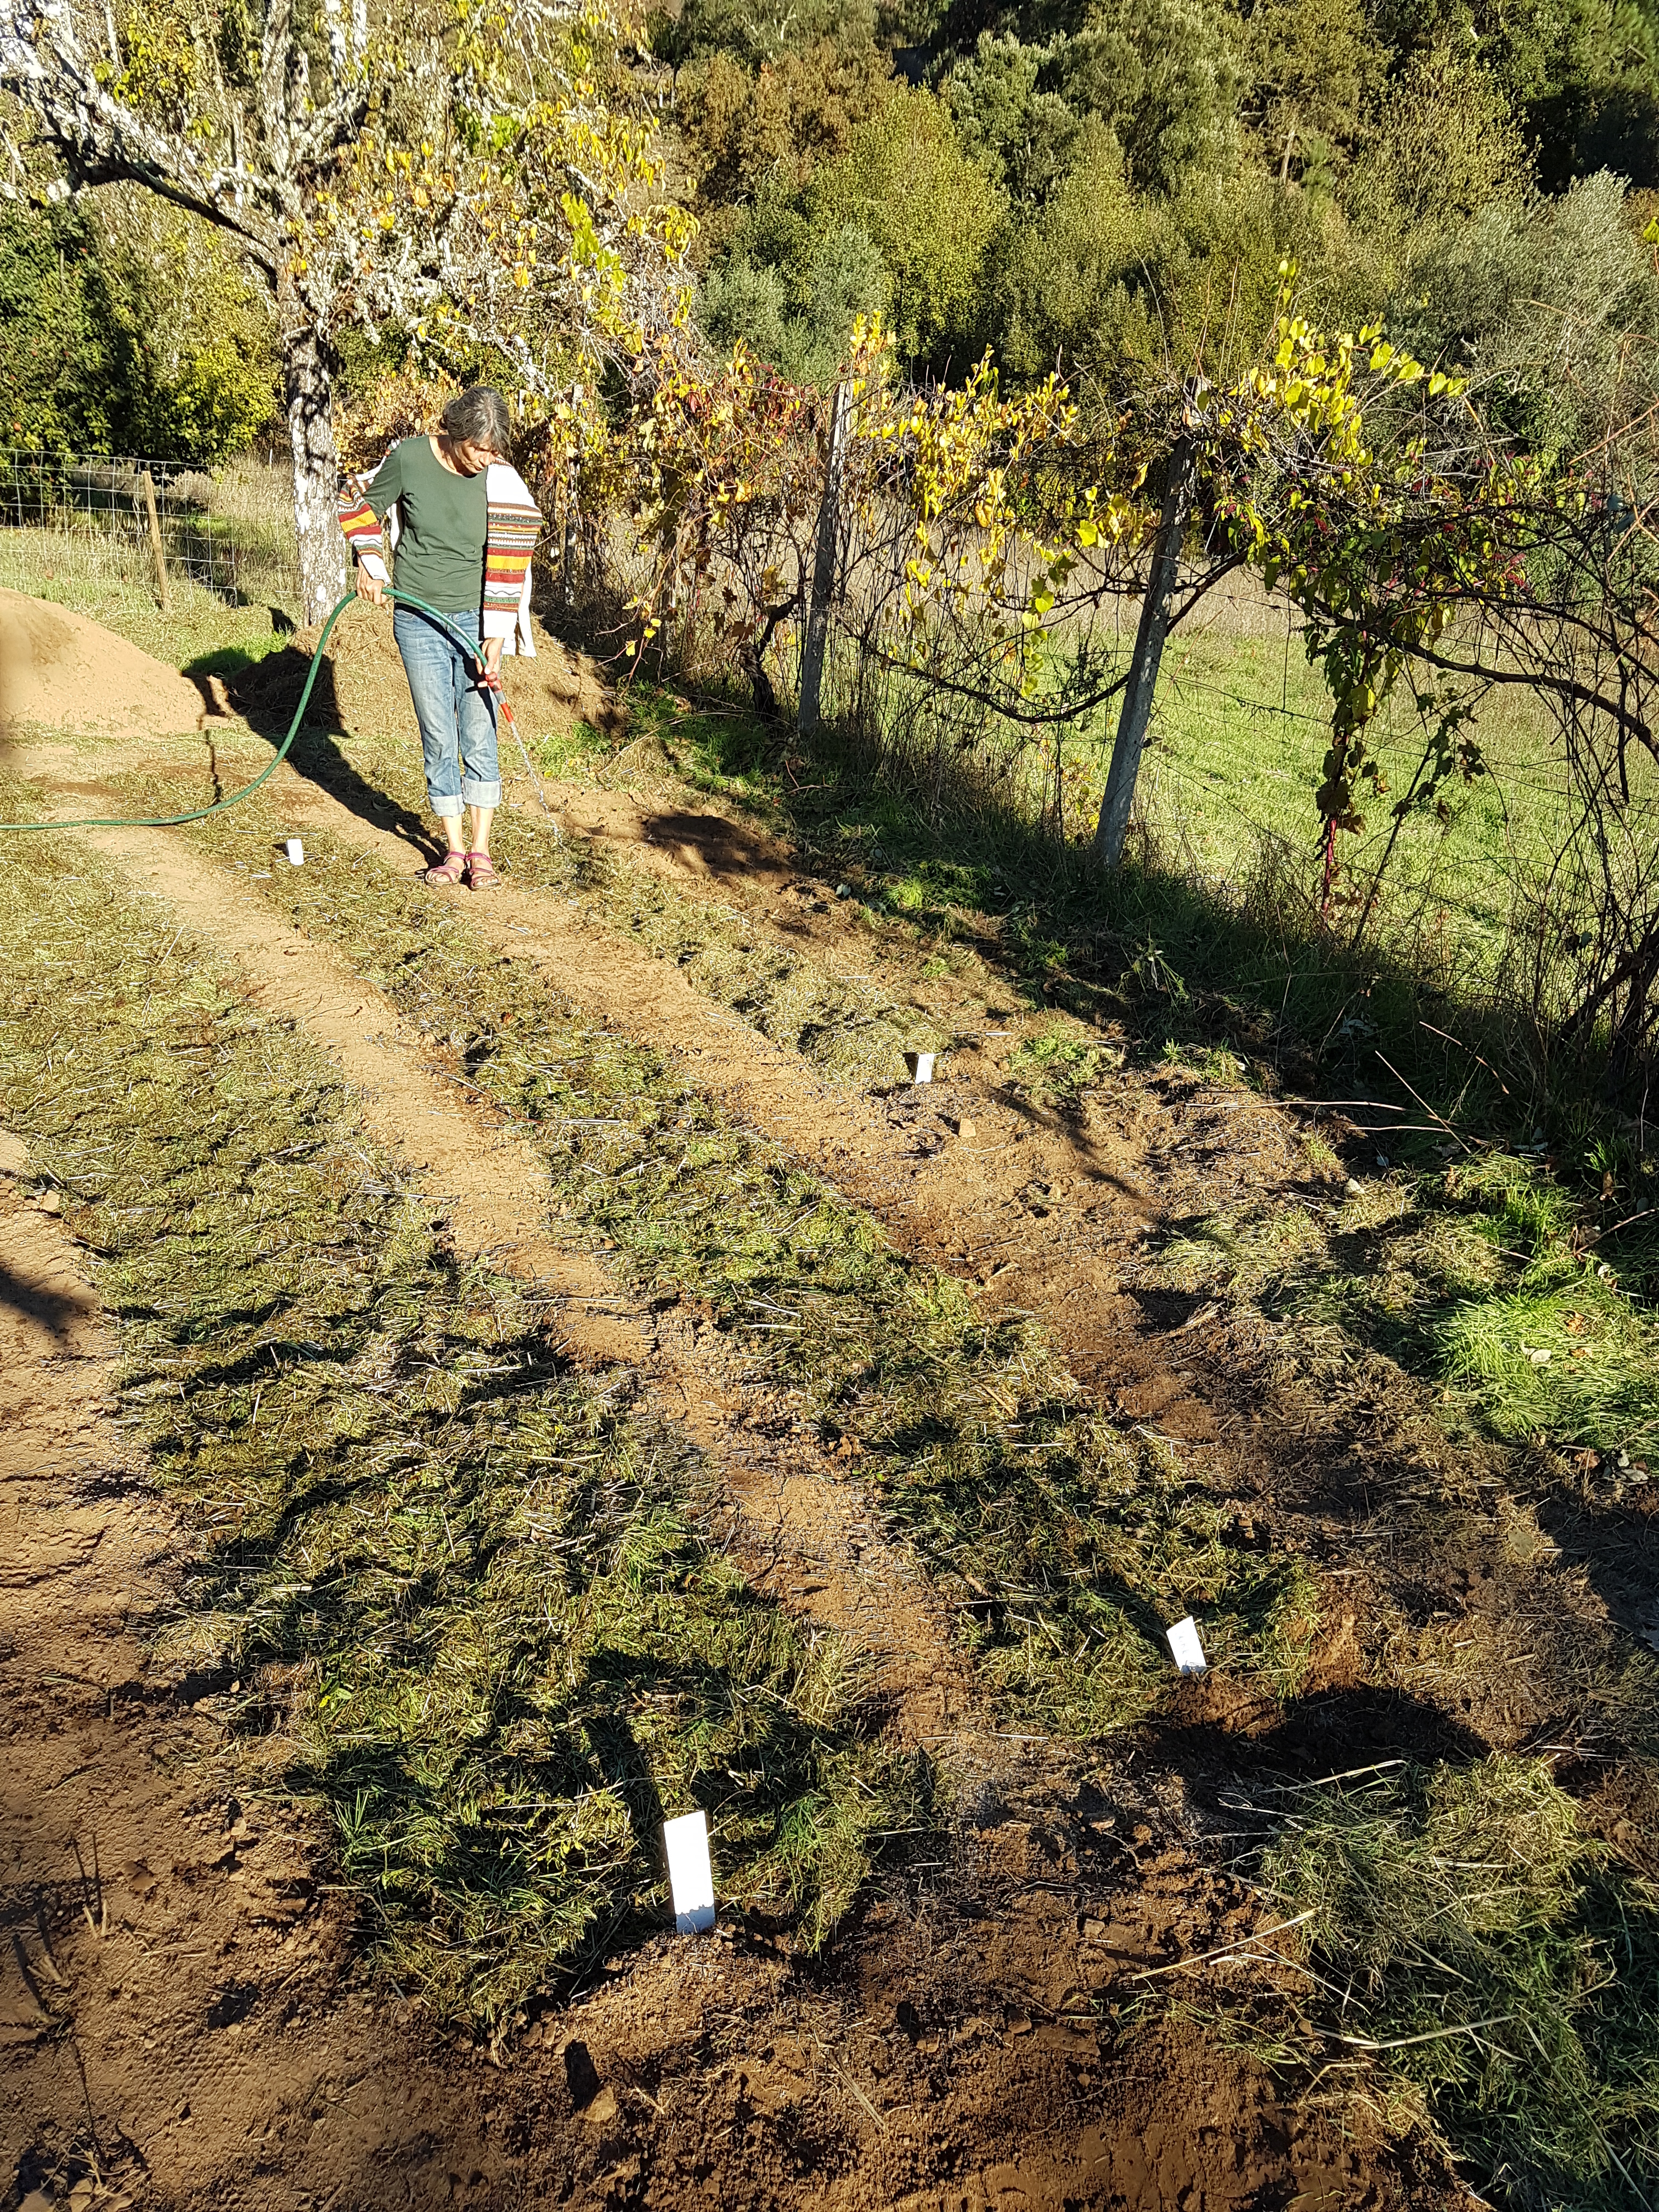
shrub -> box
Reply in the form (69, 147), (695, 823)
(678, 38), (900, 205)
(1387, 170), (1659, 458)
(808, 86), (1006, 369)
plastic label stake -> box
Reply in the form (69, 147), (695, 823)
(663, 1810), (715, 1935)
(905, 1051), (935, 1085)
(1166, 1616), (1207, 1674)
(286, 838), (305, 866)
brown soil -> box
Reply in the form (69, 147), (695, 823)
(1, 601), (1498, 2206)
(231, 602), (627, 752)
(8, 620), (1640, 1773)
(253, 766), (1250, 1459)
(0, 591), (212, 741)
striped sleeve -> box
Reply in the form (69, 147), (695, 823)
(482, 464), (543, 617)
(338, 446), (401, 574)
(338, 485), (381, 561)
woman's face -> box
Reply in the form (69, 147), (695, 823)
(447, 435), (496, 476)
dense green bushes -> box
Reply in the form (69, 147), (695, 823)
(670, 0), (1659, 406)
(0, 192), (274, 461)
(10, 0), (1659, 455)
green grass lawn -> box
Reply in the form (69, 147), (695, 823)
(0, 524), (296, 667)
(1139, 621), (1582, 985)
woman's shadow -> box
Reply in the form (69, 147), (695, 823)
(207, 643), (443, 861)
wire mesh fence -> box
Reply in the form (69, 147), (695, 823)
(0, 447), (300, 606)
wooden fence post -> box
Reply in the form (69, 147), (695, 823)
(798, 380), (852, 737)
(1092, 428), (1196, 868)
(139, 468), (172, 614)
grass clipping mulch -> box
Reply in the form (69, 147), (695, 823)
(182, 808), (1326, 1737)
(0, 824), (921, 2032)
(1215, 1758), (1659, 2210)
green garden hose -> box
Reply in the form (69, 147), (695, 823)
(0, 588), (496, 833)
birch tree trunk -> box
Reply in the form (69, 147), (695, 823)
(282, 313), (347, 627)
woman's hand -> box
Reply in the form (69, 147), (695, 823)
(356, 566), (386, 606)
(483, 634), (505, 678)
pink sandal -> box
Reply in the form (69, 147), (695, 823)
(424, 849), (467, 887)
(465, 849), (500, 890)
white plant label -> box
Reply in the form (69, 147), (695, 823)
(906, 1051), (935, 1085)
(285, 838), (305, 866)
(1166, 1615), (1207, 1674)
(663, 1809), (715, 1936)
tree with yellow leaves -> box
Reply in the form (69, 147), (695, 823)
(2, 0), (690, 618)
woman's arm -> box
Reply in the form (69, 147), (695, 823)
(481, 462), (542, 660)
(339, 445), (405, 599)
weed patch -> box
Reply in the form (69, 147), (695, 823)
(1003, 1021), (1126, 1107)
(1142, 1153), (1659, 1463)
(1241, 1759), (1659, 2208)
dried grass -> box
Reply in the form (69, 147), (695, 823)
(1250, 1759), (1659, 2209)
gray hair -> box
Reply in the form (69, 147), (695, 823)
(439, 386), (512, 455)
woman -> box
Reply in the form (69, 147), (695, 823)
(338, 387), (542, 889)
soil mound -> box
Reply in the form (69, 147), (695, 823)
(231, 603), (625, 747)
(0, 587), (208, 737)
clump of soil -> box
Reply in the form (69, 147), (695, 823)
(232, 602), (625, 748)
(0, 588), (209, 738)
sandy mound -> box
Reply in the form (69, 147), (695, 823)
(0, 588), (208, 737)
(232, 603), (625, 747)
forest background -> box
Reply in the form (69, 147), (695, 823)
(7, 0), (1659, 463)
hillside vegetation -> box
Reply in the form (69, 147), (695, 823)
(8, 0), (1659, 452)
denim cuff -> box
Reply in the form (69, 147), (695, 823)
(460, 776), (502, 807)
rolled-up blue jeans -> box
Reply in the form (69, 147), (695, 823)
(392, 605), (501, 820)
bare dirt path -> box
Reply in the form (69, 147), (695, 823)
(86, 825), (970, 1747)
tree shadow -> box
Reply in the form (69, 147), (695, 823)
(1, 1256), (96, 1342)
(1532, 1482), (1659, 1677)
(708, 694), (1587, 1124)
